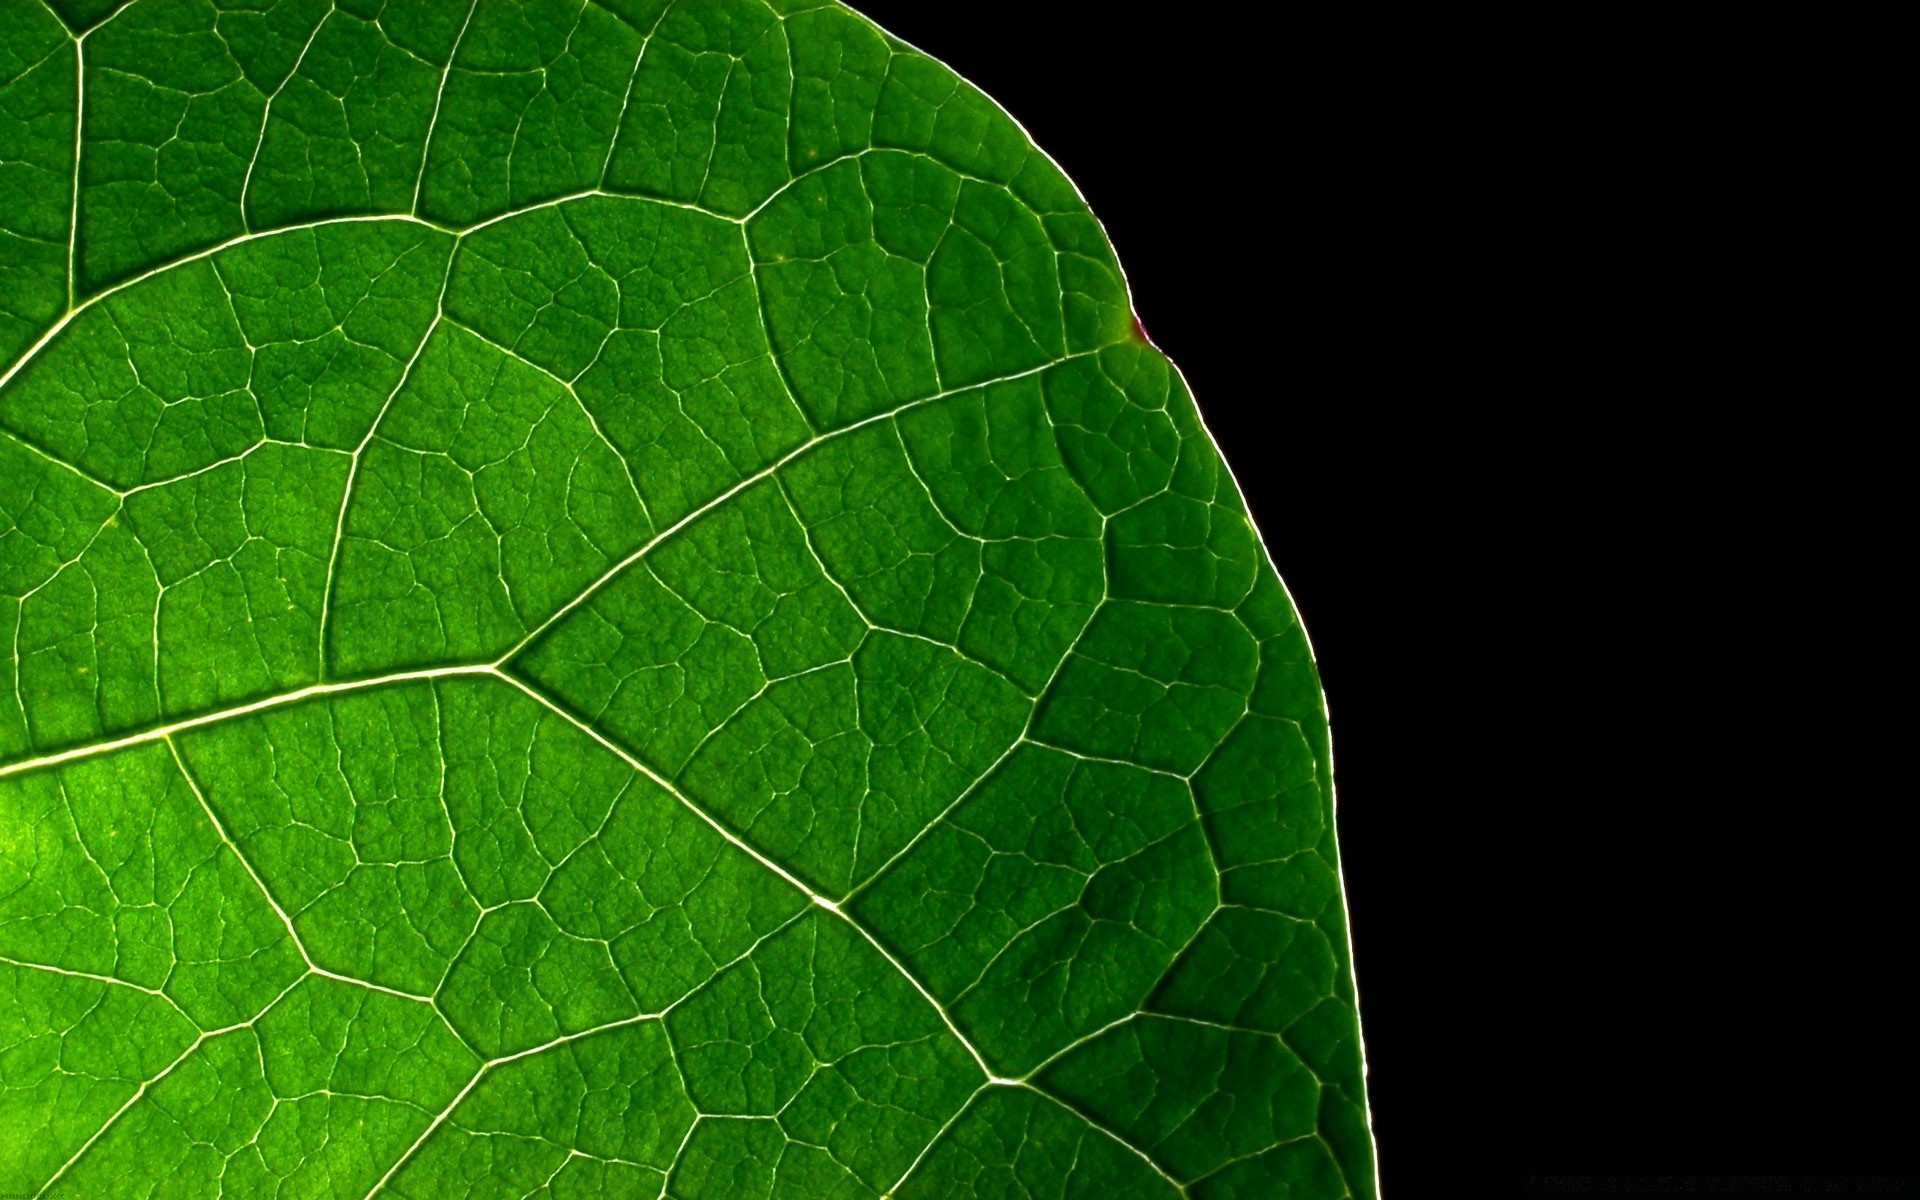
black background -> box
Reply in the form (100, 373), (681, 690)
(853, 3), (1908, 1195)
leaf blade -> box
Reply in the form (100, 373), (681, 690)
(0, 3), (1374, 1196)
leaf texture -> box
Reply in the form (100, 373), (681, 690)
(0, 1), (1375, 1196)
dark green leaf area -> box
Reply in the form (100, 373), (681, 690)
(856, 746), (1216, 1075)
(0, 0), (1372, 1195)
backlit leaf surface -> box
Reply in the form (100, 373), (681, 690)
(0, 1), (1374, 1195)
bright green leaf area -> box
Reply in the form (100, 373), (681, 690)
(0, 0), (1373, 1196)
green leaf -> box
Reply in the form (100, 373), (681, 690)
(0, 1), (1375, 1195)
